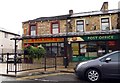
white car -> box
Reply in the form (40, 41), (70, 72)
(3, 54), (22, 63)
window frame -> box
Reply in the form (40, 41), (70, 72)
(29, 24), (37, 36)
(51, 21), (60, 34)
(75, 19), (85, 32)
(100, 52), (120, 62)
(100, 16), (111, 31)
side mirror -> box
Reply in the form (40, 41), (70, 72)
(105, 58), (111, 62)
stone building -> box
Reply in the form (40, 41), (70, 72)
(0, 28), (22, 62)
(22, 2), (120, 63)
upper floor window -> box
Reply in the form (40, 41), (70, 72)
(4, 33), (8, 38)
(101, 18), (110, 30)
(51, 22), (60, 34)
(76, 20), (84, 32)
(30, 25), (37, 36)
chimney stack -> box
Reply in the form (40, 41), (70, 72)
(100, 2), (108, 11)
(69, 10), (73, 15)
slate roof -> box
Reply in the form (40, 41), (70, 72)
(71, 9), (120, 17)
(23, 9), (120, 23)
(23, 14), (70, 23)
(0, 27), (20, 36)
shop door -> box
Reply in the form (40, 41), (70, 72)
(97, 41), (107, 57)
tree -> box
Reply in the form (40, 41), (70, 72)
(24, 44), (46, 59)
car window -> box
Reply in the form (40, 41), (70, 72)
(106, 52), (120, 62)
(100, 52), (120, 62)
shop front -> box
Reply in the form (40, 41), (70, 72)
(68, 34), (120, 62)
(23, 38), (65, 57)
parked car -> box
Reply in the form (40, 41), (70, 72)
(74, 51), (120, 82)
(4, 54), (22, 63)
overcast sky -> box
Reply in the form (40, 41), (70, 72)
(0, 0), (120, 35)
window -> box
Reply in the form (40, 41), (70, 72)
(106, 52), (120, 62)
(4, 33), (8, 38)
(76, 20), (84, 32)
(51, 23), (59, 34)
(101, 18), (110, 30)
(30, 25), (37, 36)
(72, 43), (79, 55)
(101, 52), (120, 62)
(45, 43), (64, 57)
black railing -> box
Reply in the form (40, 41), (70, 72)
(5, 53), (57, 75)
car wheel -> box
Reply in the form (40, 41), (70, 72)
(86, 69), (100, 82)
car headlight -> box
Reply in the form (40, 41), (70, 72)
(76, 62), (88, 70)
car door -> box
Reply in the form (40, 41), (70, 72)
(101, 52), (119, 78)
(118, 52), (120, 77)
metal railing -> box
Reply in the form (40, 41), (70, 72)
(6, 53), (57, 75)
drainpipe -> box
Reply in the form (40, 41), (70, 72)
(64, 37), (68, 68)
(63, 10), (73, 68)
(14, 39), (17, 75)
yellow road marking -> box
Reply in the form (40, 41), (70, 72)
(16, 73), (73, 80)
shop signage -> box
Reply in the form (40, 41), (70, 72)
(24, 38), (64, 43)
(83, 35), (119, 41)
(68, 34), (119, 42)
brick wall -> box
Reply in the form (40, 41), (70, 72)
(111, 14), (118, 29)
(117, 13), (120, 29)
(23, 23), (29, 35)
(23, 14), (118, 35)
(37, 21), (50, 35)
(23, 20), (67, 35)
(71, 14), (118, 32)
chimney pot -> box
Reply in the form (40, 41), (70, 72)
(69, 10), (73, 15)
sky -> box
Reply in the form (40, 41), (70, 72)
(0, 0), (120, 35)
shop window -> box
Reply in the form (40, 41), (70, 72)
(97, 41), (106, 56)
(107, 41), (117, 52)
(80, 43), (87, 53)
(108, 41), (116, 46)
(87, 42), (97, 57)
(51, 43), (57, 56)
(72, 43), (79, 56)
(30, 25), (37, 36)
(51, 22), (60, 34)
(80, 43), (87, 56)
(45, 43), (64, 57)
(101, 18), (110, 30)
(76, 20), (84, 32)
(59, 43), (64, 56)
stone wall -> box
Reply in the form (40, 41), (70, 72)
(71, 14), (118, 32)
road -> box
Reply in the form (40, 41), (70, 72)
(32, 73), (120, 83)
(1, 73), (120, 83)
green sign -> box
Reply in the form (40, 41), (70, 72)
(83, 35), (119, 41)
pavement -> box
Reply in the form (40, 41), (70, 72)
(0, 76), (16, 83)
(16, 72), (73, 81)
(0, 63), (75, 81)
